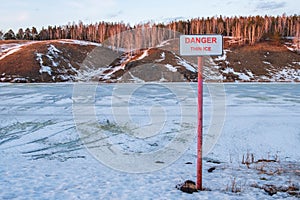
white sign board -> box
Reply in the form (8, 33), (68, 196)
(180, 35), (223, 56)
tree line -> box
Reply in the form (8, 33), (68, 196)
(0, 14), (299, 47)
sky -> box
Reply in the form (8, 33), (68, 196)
(0, 0), (299, 32)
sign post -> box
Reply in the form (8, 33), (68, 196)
(197, 56), (203, 190)
(180, 35), (223, 190)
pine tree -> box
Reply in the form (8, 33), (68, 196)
(4, 29), (16, 40)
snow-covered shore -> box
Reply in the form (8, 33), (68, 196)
(0, 83), (299, 199)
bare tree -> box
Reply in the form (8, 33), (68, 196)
(5, 14), (299, 47)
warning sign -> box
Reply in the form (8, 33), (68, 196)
(180, 35), (223, 56)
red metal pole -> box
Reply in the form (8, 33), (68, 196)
(196, 56), (203, 190)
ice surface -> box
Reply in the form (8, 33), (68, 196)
(0, 83), (299, 199)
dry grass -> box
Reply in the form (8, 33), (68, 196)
(226, 178), (242, 193)
(223, 41), (300, 77)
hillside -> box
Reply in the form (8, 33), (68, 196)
(0, 40), (119, 82)
(215, 38), (300, 82)
(0, 38), (299, 82)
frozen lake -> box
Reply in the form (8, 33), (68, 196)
(0, 83), (299, 199)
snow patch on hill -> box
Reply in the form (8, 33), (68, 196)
(258, 57), (300, 82)
(0, 45), (22, 60)
(175, 54), (197, 73)
(136, 49), (149, 60)
(165, 64), (177, 72)
(0, 42), (37, 60)
(36, 45), (62, 76)
(32, 40), (106, 82)
(98, 48), (198, 82)
(214, 49), (230, 62)
(222, 67), (253, 81)
(35, 44), (77, 81)
(269, 68), (300, 82)
(155, 52), (165, 62)
(58, 39), (102, 47)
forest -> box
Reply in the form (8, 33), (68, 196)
(1, 14), (299, 50)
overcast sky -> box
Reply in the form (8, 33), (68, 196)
(0, 0), (299, 32)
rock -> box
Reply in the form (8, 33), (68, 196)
(176, 180), (198, 194)
(287, 191), (300, 198)
(207, 167), (216, 173)
(263, 185), (277, 196)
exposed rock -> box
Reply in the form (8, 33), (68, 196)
(176, 180), (198, 194)
(207, 167), (216, 173)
